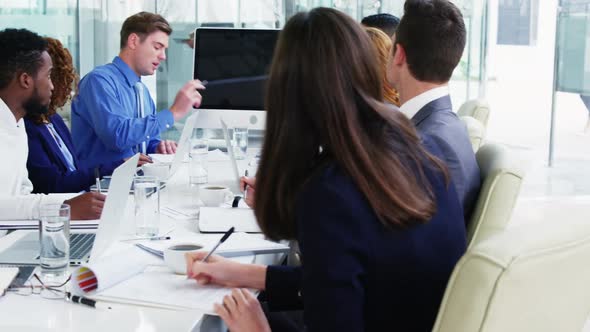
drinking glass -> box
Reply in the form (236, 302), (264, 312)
(39, 204), (70, 282)
(232, 127), (248, 160)
(189, 138), (208, 185)
(134, 176), (160, 237)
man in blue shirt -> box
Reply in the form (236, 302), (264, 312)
(71, 12), (205, 169)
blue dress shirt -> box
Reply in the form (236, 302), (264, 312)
(71, 56), (174, 169)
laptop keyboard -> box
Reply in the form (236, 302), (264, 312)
(70, 233), (95, 259)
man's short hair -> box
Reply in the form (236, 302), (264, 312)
(395, 0), (466, 83)
(120, 12), (172, 49)
(361, 13), (400, 37)
(0, 28), (47, 90)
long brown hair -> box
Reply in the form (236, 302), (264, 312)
(27, 37), (77, 124)
(254, 7), (448, 241)
(365, 27), (400, 106)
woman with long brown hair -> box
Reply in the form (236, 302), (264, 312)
(187, 7), (466, 331)
(24, 37), (129, 193)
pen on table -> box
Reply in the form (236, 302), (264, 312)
(201, 227), (235, 263)
(94, 167), (101, 192)
(120, 235), (171, 242)
(66, 292), (112, 310)
(243, 170), (249, 201)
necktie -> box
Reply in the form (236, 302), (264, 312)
(134, 81), (147, 154)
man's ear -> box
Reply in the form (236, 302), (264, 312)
(392, 43), (406, 67)
(127, 33), (139, 50)
(17, 72), (33, 90)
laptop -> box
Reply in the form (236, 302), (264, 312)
(0, 154), (140, 266)
(89, 113), (198, 192)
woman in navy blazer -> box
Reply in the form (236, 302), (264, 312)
(25, 37), (122, 194)
(186, 7), (466, 332)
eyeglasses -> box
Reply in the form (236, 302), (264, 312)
(8, 273), (71, 300)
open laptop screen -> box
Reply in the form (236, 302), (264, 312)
(193, 28), (279, 110)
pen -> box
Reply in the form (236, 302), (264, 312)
(66, 292), (112, 310)
(94, 167), (102, 192)
(201, 227), (235, 262)
(243, 170), (249, 201)
(120, 235), (171, 242)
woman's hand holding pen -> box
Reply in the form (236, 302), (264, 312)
(185, 251), (267, 290)
(240, 176), (256, 208)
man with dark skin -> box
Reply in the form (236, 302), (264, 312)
(0, 28), (104, 221)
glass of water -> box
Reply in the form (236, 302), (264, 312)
(189, 138), (208, 185)
(39, 204), (70, 283)
(233, 127), (248, 160)
(134, 176), (160, 237)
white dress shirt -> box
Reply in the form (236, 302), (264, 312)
(399, 86), (450, 120)
(0, 98), (70, 221)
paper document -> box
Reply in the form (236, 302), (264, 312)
(71, 246), (158, 295)
(199, 207), (261, 233)
(137, 232), (290, 258)
(94, 266), (244, 314)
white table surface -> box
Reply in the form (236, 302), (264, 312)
(0, 152), (281, 332)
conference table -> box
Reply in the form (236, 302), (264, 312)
(0, 150), (283, 331)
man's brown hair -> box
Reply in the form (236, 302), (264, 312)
(120, 12), (172, 49)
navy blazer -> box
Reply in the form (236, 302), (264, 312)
(265, 138), (467, 331)
(25, 114), (121, 194)
(412, 95), (481, 217)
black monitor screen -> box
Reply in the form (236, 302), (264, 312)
(193, 28), (279, 110)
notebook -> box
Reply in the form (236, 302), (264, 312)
(198, 207), (261, 233)
(0, 154), (139, 266)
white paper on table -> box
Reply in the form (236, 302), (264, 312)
(149, 153), (189, 163)
(161, 206), (199, 220)
(198, 207), (261, 233)
(137, 232), (290, 258)
(71, 246), (159, 295)
(94, 265), (255, 315)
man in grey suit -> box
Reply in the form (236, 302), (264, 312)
(387, 0), (481, 218)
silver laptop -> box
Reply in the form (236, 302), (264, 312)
(0, 154), (139, 266)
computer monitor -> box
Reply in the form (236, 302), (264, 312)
(192, 28), (280, 129)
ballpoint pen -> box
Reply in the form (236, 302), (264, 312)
(66, 292), (112, 310)
(201, 227), (235, 262)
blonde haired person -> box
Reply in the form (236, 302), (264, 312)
(365, 26), (400, 106)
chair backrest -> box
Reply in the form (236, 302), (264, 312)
(433, 220), (590, 332)
(460, 115), (485, 152)
(458, 99), (490, 128)
(467, 143), (524, 249)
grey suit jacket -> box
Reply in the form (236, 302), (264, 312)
(412, 95), (481, 217)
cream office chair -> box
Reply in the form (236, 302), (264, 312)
(458, 99), (490, 129)
(460, 115), (485, 152)
(433, 219), (590, 332)
(467, 143), (524, 249)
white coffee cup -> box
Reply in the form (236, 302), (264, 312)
(200, 185), (233, 207)
(163, 243), (204, 274)
(142, 163), (171, 182)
